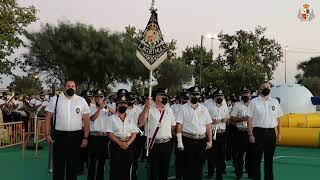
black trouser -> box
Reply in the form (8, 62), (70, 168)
(252, 128), (276, 180)
(53, 130), (83, 180)
(149, 140), (173, 180)
(132, 134), (144, 180)
(208, 132), (226, 179)
(175, 140), (184, 180)
(182, 136), (206, 180)
(234, 130), (250, 177)
(78, 146), (88, 173)
(109, 141), (134, 180)
(226, 124), (237, 164)
(87, 135), (108, 180)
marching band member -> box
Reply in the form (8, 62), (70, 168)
(87, 90), (109, 180)
(247, 81), (283, 180)
(204, 89), (229, 180)
(45, 79), (90, 180)
(176, 86), (212, 180)
(230, 87), (253, 179)
(106, 94), (139, 180)
(139, 88), (176, 180)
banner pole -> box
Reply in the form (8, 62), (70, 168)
(146, 69), (153, 157)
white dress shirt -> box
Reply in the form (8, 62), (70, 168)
(89, 106), (109, 132)
(16, 101), (27, 117)
(46, 93), (90, 131)
(126, 105), (142, 125)
(247, 96), (283, 128)
(204, 100), (229, 130)
(176, 103), (212, 135)
(230, 101), (249, 130)
(106, 113), (139, 139)
(144, 103), (176, 139)
(171, 104), (181, 119)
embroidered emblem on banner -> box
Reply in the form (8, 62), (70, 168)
(136, 11), (168, 70)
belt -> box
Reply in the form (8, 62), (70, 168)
(253, 127), (275, 132)
(182, 131), (206, 140)
(90, 131), (108, 136)
(215, 129), (226, 133)
(116, 136), (130, 142)
(237, 127), (247, 131)
(154, 137), (171, 144)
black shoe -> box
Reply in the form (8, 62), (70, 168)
(236, 174), (243, 180)
(208, 171), (214, 179)
(223, 169), (226, 174)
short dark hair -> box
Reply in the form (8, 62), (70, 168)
(64, 79), (76, 86)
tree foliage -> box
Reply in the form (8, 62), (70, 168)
(181, 26), (283, 95)
(295, 56), (320, 95)
(295, 56), (320, 83)
(23, 22), (139, 90)
(9, 75), (42, 95)
(23, 22), (192, 93)
(301, 77), (320, 96)
(0, 0), (37, 75)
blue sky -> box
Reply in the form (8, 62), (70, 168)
(3, 0), (320, 89)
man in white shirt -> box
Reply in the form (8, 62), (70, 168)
(247, 81), (283, 180)
(87, 90), (109, 180)
(204, 89), (229, 180)
(230, 87), (253, 179)
(174, 91), (188, 180)
(45, 79), (90, 180)
(139, 88), (176, 180)
(176, 86), (212, 180)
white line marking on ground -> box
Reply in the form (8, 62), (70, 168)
(276, 155), (320, 160)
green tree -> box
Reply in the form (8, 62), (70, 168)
(23, 22), (139, 90)
(181, 26), (282, 95)
(180, 45), (213, 87)
(295, 56), (320, 95)
(301, 77), (320, 96)
(218, 26), (283, 80)
(9, 75), (42, 95)
(155, 59), (193, 94)
(0, 0), (37, 75)
(295, 56), (320, 83)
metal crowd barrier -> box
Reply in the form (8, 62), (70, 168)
(0, 121), (25, 158)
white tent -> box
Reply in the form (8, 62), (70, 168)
(270, 84), (316, 114)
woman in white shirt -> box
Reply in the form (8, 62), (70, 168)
(106, 94), (139, 180)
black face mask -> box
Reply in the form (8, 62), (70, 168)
(216, 98), (223, 104)
(191, 97), (198, 104)
(261, 88), (270, 96)
(66, 88), (75, 96)
(118, 106), (127, 114)
(161, 97), (168, 105)
(241, 96), (250, 103)
(169, 100), (175, 104)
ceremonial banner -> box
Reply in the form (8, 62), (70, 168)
(136, 11), (168, 70)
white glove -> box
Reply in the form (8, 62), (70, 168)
(176, 133), (184, 151)
(206, 141), (212, 150)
